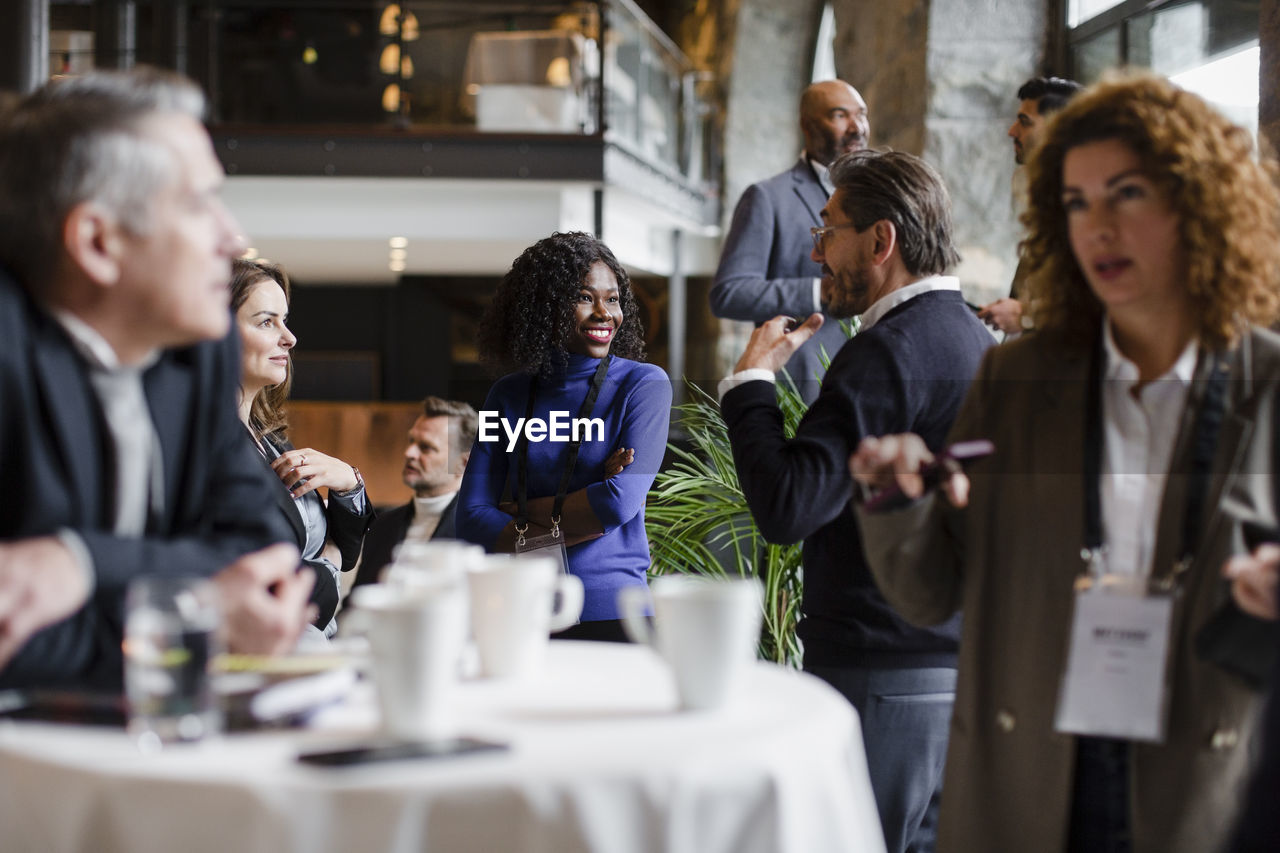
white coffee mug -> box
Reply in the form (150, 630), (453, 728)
(383, 540), (485, 587)
(349, 580), (467, 739)
(467, 554), (584, 679)
(618, 576), (763, 711)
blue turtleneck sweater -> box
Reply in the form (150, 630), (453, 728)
(457, 354), (672, 621)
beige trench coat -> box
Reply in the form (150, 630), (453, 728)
(858, 326), (1277, 853)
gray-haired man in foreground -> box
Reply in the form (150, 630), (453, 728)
(0, 68), (310, 688)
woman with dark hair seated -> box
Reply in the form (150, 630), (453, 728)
(850, 73), (1280, 853)
(457, 232), (672, 642)
(231, 258), (372, 638)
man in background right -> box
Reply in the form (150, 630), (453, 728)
(350, 396), (478, 591)
(978, 76), (1082, 336)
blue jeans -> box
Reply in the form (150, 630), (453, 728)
(806, 664), (956, 853)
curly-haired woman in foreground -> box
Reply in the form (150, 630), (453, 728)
(457, 232), (672, 642)
(849, 73), (1280, 853)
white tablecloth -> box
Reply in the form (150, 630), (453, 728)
(0, 641), (885, 853)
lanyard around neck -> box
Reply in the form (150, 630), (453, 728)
(516, 355), (611, 532)
(1082, 334), (1228, 581)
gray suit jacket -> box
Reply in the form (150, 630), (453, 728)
(858, 326), (1280, 853)
(712, 157), (851, 404)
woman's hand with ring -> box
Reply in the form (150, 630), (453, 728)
(270, 447), (359, 498)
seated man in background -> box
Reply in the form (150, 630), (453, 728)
(0, 67), (311, 688)
(350, 396), (478, 592)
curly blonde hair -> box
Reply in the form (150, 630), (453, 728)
(1021, 72), (1280, 347)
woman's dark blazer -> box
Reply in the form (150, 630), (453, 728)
(261, 435), (373, 627)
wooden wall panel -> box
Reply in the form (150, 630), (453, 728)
(286, 401), (421, 509)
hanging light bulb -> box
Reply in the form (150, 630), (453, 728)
(401, 12), (420, 41)
(379, 4), (401, 37)
(379, 43), (400, 75)
(382, 83), (401, 113)
(400, 55), (414, 78)
(546, 56), (571, 87)
(302, 45), (318, 65)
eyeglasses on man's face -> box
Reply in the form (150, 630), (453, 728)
(810, 223), (859, 251)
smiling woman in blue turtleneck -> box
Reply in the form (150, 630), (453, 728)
(457, 232), (672, 642)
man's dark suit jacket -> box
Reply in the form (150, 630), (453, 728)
(261, 434), (373, 627)
(349, 494), (458, 593)
(0, 269), (290, 689)
(722, 289), (993, 667)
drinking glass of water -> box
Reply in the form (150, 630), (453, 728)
(124, 576), (223, 749)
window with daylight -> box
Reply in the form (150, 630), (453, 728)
(1065, 0), (1259, 139)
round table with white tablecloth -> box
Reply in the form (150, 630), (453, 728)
(0, 641), (886, 853)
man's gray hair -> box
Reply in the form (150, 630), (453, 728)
(0, 67), (206, 290)
(829, 149), (961, 278)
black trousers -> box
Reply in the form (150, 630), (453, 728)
(1068, 736), (1133, 853)
(551, 618), (631, 643)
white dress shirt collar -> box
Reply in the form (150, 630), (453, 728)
(859, 275), (961, 331)
(1101, 318), (1198, 385)
(803, 153), (835, 197)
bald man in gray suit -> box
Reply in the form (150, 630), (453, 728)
(712, 80), (869, 404)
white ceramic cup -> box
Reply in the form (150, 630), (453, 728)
(349, 580), (468, 739)
(466, 554), (584, 679)
(618, 576), (763, 711)
(383, 540), (485, 587)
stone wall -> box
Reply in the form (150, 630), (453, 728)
(690, 0), (1051, 372)
(721, 0), (827, 211)
(832, 0), (930, 155)
(712, 0), (827, 374)
(924, 0), (1048, 304)
(832, 0), (1049, 304)
(1261, 0), (1280, 155)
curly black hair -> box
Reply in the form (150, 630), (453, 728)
(478, 231), (645, 377)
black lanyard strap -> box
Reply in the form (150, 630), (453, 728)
(516, 355), (612, 535)
(1082, 334), (1228, 577)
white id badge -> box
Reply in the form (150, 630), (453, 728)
(514, 533), (578, 627)
(1054, 578), (1174, 742)
(514, 532), (570, 575)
